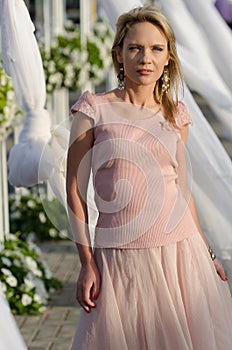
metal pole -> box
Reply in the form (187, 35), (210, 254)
(1, 139), (9, 236)
(0, 141), (4, 245)
(43, 0), (51, 54)
(52, 0), (65, 36)
(80, 0), (93, 92)
(80, 0), (91, 47)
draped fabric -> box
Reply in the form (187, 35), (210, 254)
(0, 0), (69, 206)
(0, 287), (26, 350)
(0, 0), (232, 272)
(0, 0), (53, 186)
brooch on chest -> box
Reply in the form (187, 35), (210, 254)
(159, 120), (172, 131)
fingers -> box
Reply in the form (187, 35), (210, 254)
(90, 277), (101, 301)
(214, 259), (229, 282)
(76, 283), (96, 313)
(217, 268), (229, 282)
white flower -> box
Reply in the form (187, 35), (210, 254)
(41, 261), (52, 279)
(34, 269), (42, 277)
(64, 77), (73, 88)
(25, 256), (37, 269)
(7, 90), (15, 101)
(6, 275), (17, 287)
(47, 60), (56, 73)
(27, 200), (36, 208)
(0, 74), (7, 86)
(24, 278), (35, 291)
(3, 106), (10, 117)
(39, 212), (47, 223)
(21, 294), (32, 306)
(1, 257), (12, 267)
(65, 63), (74, 73)
(71, 49), (80, 61)
(28, 242), (41, 255)
(47, 83), (53, 92)
(25, 256), (42, 276)
(63, 47), (71, 56)
(78, 64), (90, 86)
(48, 72), (63, 86)
(49, 228), (57, 238)
(94, 22), (107, 36)
(1, 268), (12, 276)
(33, 279), (48, 302)
(6, 233), (18, 241)
(34, 293), (42, 304)
(39, 306), (47, 313)
(20, 188), (30, 196)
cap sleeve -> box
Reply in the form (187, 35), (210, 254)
(175, 102), (193, 129)
(71, 90), (96, 123)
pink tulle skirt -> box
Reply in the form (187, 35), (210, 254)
(72, 234), (232, 349)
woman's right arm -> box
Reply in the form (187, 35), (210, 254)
(66, 112), (101, 312)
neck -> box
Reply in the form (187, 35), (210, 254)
(120, 84), (158, 108)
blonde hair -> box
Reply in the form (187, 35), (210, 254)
(111, 5), (183, 124)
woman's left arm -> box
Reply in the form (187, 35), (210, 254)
(180, 125), (228, 282)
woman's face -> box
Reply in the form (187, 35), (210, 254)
(117, 22), (169, 89)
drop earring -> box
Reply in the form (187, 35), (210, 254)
(161, 67), (170, 93)
(117, 65), (125, 90)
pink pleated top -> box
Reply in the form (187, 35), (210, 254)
(71, 91), (199, 248)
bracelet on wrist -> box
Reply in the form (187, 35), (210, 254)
(208, 246), (216, 261)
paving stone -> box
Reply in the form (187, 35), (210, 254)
(15, 240), (81, 349)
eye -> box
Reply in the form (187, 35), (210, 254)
(128, 46), (141, 51)
(152, 46), (164, 52)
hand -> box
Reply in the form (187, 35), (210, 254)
(213, 258), (229, 282)
(76, 259), (101, 313)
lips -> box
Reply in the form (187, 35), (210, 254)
(137, 69), (153, 75)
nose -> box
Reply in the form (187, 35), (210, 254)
(140, 48), (152, 64)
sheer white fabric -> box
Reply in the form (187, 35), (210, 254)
(156, 0), (232, 136)
(0, 0), (69, 191)
(0, 0), (69, 207)
(0, 287), (26, 350)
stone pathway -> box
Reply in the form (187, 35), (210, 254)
(15, 241), (81, 350)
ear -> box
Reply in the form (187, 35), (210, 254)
(115, 46), (123, 64)
(165, 56), (169, 67)
(164, 52), (170, 67)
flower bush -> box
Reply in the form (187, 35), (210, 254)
(40, 19), (114, 93)
(9, 187), (71, 241)
(0, 65), (22, 140)
(0, 233), (62, 315)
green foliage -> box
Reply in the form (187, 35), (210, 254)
(0, 234), (62, 315)
(9, 188), (71, 241)
(0, 65), (23, 140)
(39, 19), (114, 93)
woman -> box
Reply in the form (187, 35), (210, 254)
(66, 5), (232, 349)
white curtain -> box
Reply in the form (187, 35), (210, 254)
(0, 287), (26, 349)
(0, 0), (69, 206)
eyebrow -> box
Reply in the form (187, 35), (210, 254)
(127, 42), (166, 47)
